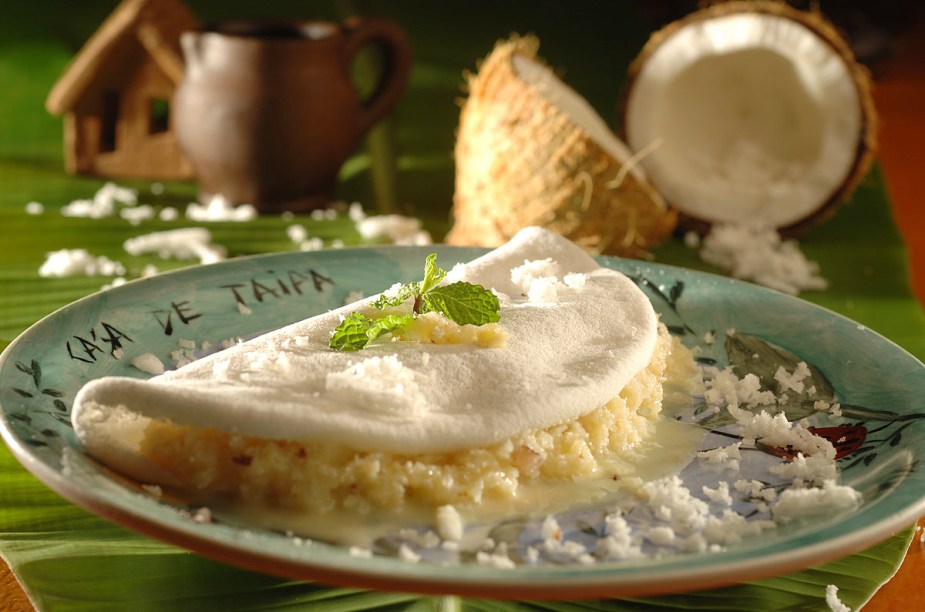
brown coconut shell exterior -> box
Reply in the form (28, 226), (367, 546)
(447, 36), (677, 258)
(621, 0), (878, 237)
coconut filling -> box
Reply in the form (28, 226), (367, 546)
(625, 12), (862, 227)
(138, 323), (675, 514)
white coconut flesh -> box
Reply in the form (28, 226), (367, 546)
(625, 12), (863, 228)
(512, 55), (662, 198)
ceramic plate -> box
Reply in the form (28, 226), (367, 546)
(2, 246), (924, 599)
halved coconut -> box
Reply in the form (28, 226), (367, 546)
(622, 1), (877, 235)
(447, 36), (676, 258)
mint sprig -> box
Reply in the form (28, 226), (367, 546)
(330, 254), (500, 351)
(418, 282), (502, 326)
(329, 313), (414, 352)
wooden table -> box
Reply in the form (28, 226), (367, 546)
(3, 12), (925, 612)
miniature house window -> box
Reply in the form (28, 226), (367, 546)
(149, 97), (170, 134)
(100, 91), (120, 152)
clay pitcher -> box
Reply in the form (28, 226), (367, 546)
(173, 18), (412, 213)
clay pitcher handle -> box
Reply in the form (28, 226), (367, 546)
(342, 16), (412, 136)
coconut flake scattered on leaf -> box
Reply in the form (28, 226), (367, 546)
(186, 194), (258, 222)
(123, 228), (227, 265)
(60, 182), (138, 219)
(622, 1), (876, 235)
(688, 223), (828, 295)
(448, 36), (676, 258)
(38, 248), (126, 278)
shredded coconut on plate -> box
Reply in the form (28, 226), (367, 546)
(702, 481), (733, 505)
(596, 513), (645, 561)
(772, 480), (862, 523)
(435, 505), (464, 542)
(398, 544), (421, 563)
(476, 542), (517, 568)
(728, 405), (836, 461)
(734, 479), (778, 502)
(702, 366), (777, 410)
(131, 353), (166, 376)
(769, 451), (838, 483)
(774, 361), (812, 394)
(698, 443), (742, 471)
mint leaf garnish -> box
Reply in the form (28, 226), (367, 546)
(418, 253), (447, 295)
(329, 254), (501, 351)
(372, 283), (415, 310)
(330, 312), (415, 351)
(421, 282), (501, 325)
(329, 313), (372, 351)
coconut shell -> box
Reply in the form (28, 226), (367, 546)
(447, 36), (677, 258)
(621, 0), (878, 237)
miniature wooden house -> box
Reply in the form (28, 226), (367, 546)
(46, 0), (198, 179)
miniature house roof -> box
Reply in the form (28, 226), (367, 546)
(46, 0), (199, 114)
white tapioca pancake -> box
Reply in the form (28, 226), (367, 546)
(72, 227), (658, 470)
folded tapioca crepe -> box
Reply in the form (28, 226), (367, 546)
(72, 227), (658, 484)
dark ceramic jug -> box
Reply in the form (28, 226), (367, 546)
(173, 18), (411, 213)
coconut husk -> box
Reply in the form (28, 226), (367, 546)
(447, 36), (677, 258)
(621, 0), (877, 237)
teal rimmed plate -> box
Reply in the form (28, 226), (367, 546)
(1, 246), (924, 600)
